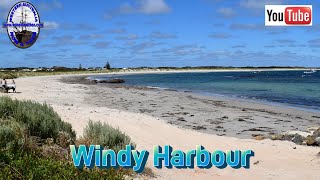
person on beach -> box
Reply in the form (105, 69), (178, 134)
(1, 79), (6, 88)
(11, 79), (16, 93)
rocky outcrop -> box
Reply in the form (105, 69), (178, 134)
(269, 127), (320, 146)
(291, 134), (304, 145)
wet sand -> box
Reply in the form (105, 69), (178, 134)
(63, 75), (320, 139)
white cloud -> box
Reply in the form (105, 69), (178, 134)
(150, 31), (176, 39)
(0, 28), (6, 34)
(0, 0), (22, 8)
(115, 34), (139, 40)
(107, 28), (127, 34)
(230, 23), (264, 30)
(217, 7), (235, 18)
(93, 42), (109, 49)
(119, 3), (135, 14)
(209, 32), (232, 39)
(43, 21), (59, 29)
(104, 0), (170, 19)
(139, 0), (170, 14)
(240, 0), (282, 9)
(37, 0), (63, 11)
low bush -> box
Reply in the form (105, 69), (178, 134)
(83, 120), (133, 151)
(0, 119), (27, 152)
(0, 97), (137, 179)
(0, 96), (76, 142)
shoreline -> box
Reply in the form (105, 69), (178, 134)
(87, 72), (320, 113)
(2, 74), (320, 179)
(110, 84), (320, 114)
(61, 75), (320, 139)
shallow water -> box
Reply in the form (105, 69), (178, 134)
(92, 70), (320, 111)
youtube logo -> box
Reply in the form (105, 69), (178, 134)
(265, 5), (312, 26)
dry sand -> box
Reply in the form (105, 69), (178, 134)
(2, 74), (320, 179)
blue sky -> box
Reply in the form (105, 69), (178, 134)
(0, 0), (320, 68)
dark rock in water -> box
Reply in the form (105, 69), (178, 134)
(291, 134), (304, 145)
(95, 78), (125, 84)
(108, 79), (125, 83)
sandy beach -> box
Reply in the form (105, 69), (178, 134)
(2, 74), (320, 179)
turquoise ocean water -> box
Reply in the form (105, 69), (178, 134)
(92, 70), (320, 111)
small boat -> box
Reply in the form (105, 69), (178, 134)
(303, 69), (317, 74)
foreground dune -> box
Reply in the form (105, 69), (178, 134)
(3, 75), (320, 179)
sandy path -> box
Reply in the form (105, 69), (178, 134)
(2, 75), (320, 179)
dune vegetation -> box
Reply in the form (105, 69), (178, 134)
(0, 96), (134, 179)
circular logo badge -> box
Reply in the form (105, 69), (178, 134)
(5, 1), (43, 49)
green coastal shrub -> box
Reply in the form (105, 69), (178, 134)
(0, 73), (17, 79)
(0, 124), (16, 148)
(0, 119), (26, 151)
(83, 120), (133, 151)
(0, 96), (76, 142)
(0, 153), (127, 180)
(0, 97), (135, 179)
